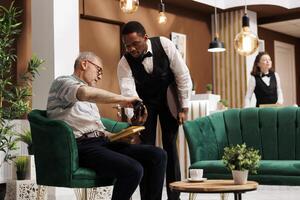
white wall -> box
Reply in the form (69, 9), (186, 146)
(32, 0), (79, 110)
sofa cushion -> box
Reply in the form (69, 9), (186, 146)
(191, 160), (300, 176)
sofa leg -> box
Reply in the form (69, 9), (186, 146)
(220, 193), (228, 200)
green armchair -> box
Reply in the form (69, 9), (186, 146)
(28, 109), (130, 188)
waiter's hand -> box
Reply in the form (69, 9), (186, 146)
(178, 107), (189, 125)
(131, 105), (148, 125)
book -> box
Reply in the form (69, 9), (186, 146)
(109, 126), (145, 142)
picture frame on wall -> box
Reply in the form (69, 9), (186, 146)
(170, 32), (187, 62)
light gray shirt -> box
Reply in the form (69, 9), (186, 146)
(47, 75), (105, 138)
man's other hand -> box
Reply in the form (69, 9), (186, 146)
(178, 107), (189, 125)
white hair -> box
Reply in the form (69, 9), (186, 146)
(74, 52), (101, 69)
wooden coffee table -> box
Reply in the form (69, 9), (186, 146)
(169, 179), (258, 200)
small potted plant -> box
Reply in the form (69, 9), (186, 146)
(217, 99), (228, 110)
(206, 83), (212, 94)
(14, 156), (29, 180)
(16, 130), (33, 155)
(222, 143), (261, 184)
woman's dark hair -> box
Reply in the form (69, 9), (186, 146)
(250, 52), (274, 76)
(121, 21), (146, 36)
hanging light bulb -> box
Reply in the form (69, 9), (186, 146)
(208, 5), (225, 52)
(120, 0), (139, 14)
(157, 0), (167, 24)
(234, 3), (259, 56)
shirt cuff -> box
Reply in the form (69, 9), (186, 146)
(181, 99), (190, 108)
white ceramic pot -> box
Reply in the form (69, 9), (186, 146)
(232, 170), (248, 185)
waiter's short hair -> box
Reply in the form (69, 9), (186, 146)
(121, 21), (146, 36)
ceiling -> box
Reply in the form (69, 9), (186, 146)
(160, 0), (300, 38)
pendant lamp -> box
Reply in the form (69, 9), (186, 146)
(208, 5), (225, 52)
(157, 0), (167, 24)
(234, 2), (259, 56)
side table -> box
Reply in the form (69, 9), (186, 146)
(5, 180), (47, 200)
(170, 179), (258, 200)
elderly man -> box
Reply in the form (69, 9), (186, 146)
(47, 52), (167, 200)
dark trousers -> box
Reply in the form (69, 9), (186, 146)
(76, 137), (167, 200)
(140, 104), (181, 200)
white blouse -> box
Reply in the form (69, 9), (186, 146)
(244, 72), (283, 107)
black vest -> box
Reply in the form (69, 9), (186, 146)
(124, 37), (174, 107)
(254, 72), (278, 107)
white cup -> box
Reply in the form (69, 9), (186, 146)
(189, 169), (203, 180)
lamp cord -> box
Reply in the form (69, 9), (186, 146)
(214, 0), (218, 38)
(244, 0), (247, 14)
(214, 6), (218, 38)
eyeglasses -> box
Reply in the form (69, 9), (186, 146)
(86, 60), (103, 75)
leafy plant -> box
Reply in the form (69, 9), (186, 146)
(206, 83), (212, 91)
(0, 1), (43, 164)
(16, 129), (32, 145)
(0, 122), (18, 166)
(16, 129), (33, 155)
(222, 143), (261, 174)
(14, 155), (29, 180)
(219, 99), (228, 107)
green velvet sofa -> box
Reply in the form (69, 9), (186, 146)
(28, 109), (129, 188)
(183, 106), (300, 185)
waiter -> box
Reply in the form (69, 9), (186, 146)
(117, 21), (192, 200)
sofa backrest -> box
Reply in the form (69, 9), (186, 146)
(183, 106), (300, 164)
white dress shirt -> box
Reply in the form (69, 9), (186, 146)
(117, 36), (192, 117)
(244, 72), (283, 107)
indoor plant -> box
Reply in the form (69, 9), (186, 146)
(14, 156), (29, 180)
(0, 1), (43, 163)
(16, 130), (33, 155)
(222, 143), (261, 184)
(206, 83), (212, 94)
(217, 99), (228, 110)
(0, 2), (42, 198)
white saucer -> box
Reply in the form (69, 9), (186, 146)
(187, 178), (207, 182)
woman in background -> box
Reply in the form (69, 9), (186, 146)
(244, 52), (283, 107)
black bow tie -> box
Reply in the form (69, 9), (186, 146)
(142, 51), (152, 60)
(261, 73), (271, 77)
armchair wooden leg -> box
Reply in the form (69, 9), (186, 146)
(37, 185), (48, 200)
(74, 187), (112, 200)
(74, 188), (87, 200)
